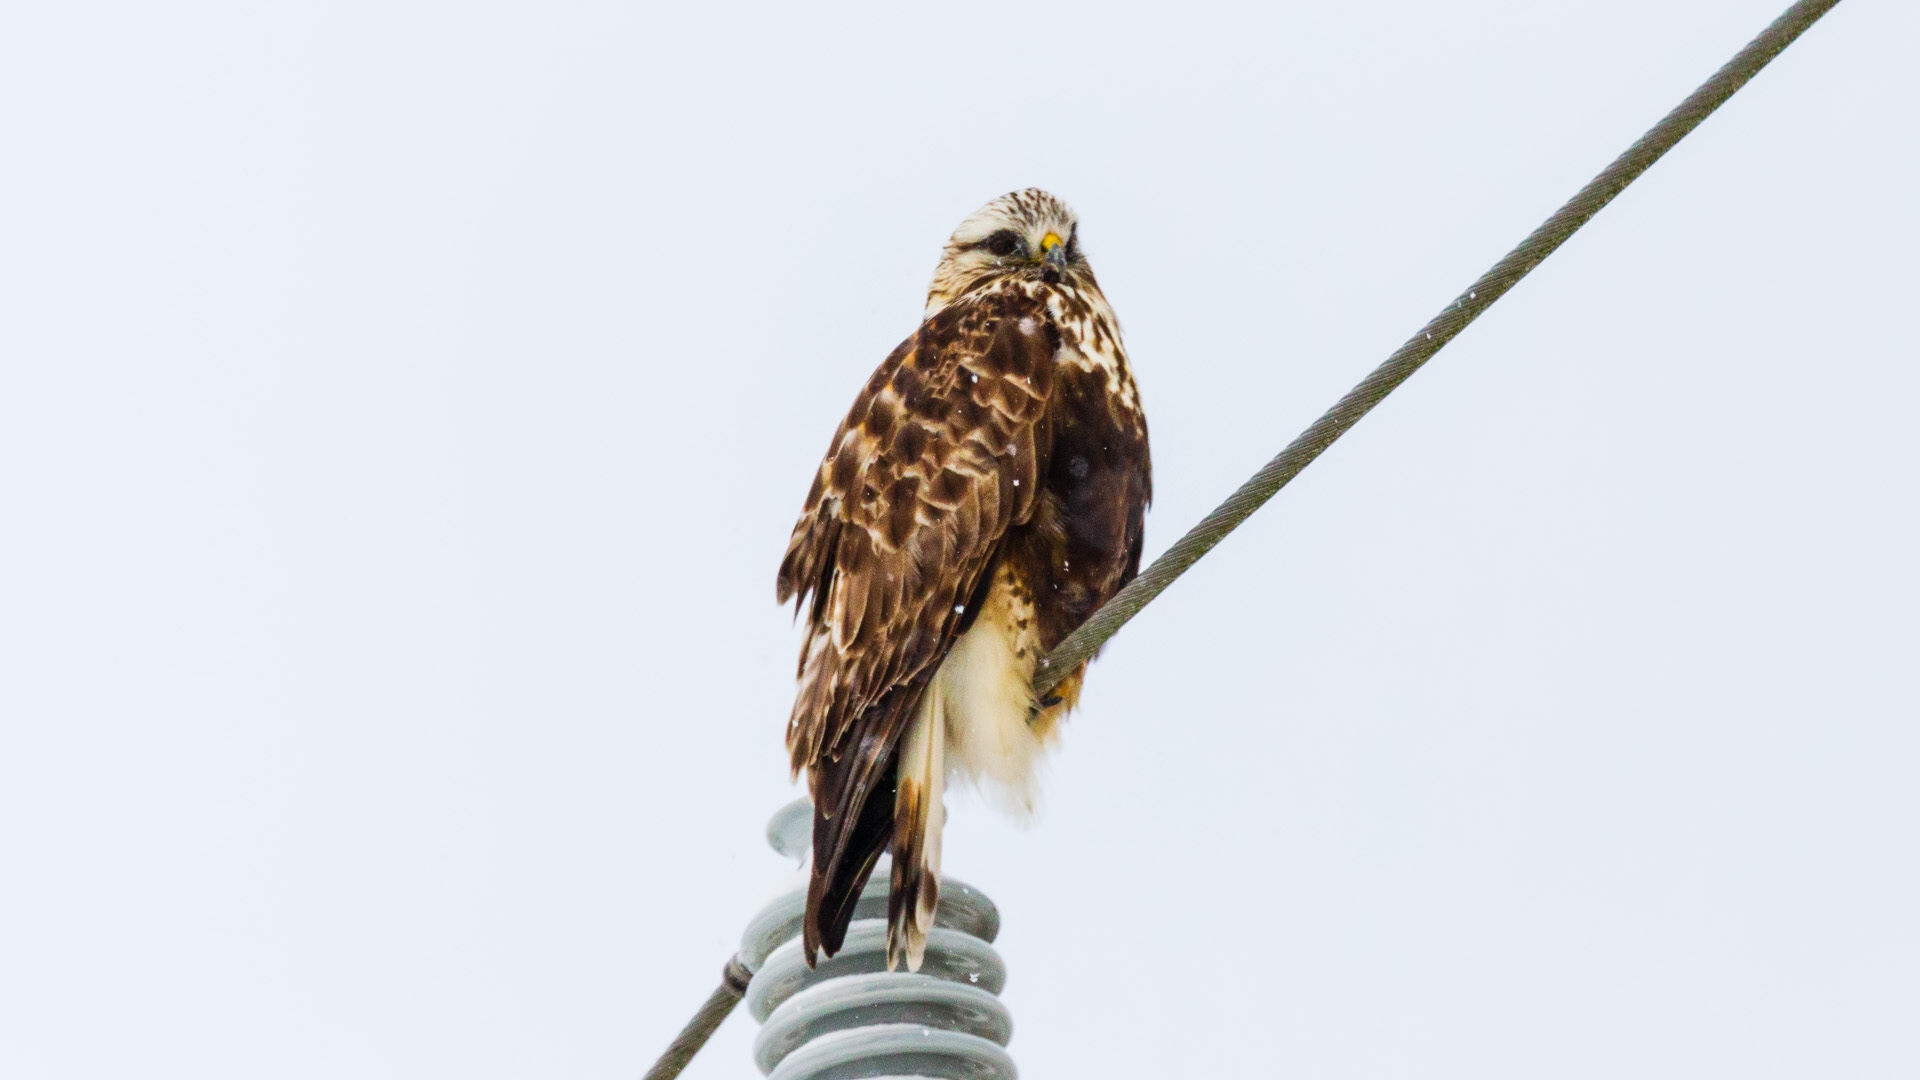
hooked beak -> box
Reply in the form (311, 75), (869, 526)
(1040, 231), (1068, 268)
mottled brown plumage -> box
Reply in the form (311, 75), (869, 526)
(777, 190), (1150, 969)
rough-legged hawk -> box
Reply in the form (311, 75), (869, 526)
(778, 189), (1151, 970)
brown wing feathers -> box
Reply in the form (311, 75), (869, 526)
(776, 284), (1058, 964)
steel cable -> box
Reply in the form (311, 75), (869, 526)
(645, 1), (1842, 1074)
(641, 956), (753, 1080)
(1035, 0), (1841, 695)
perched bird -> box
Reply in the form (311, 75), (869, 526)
(777, 189), (1151, 971)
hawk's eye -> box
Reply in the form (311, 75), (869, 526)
(979, 230), (1024, 258)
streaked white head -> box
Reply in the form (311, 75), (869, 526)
(926, 189), (1093, 315)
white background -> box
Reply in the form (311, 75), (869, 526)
(3, 1), (1915, 1076)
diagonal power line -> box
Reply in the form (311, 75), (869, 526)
(645, 2), (1842, 1077)
(1035, 0), (1841, 696)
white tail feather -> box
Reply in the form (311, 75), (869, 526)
(892, 685), (945, 971)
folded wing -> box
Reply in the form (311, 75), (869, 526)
(776, 283), (1059, 963)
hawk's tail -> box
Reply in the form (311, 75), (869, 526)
(887, 688), (946, 971)
(804, 753), (895, 967)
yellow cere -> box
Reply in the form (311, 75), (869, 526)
(1039, 232), (1063, 253)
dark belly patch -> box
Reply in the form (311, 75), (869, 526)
(1002, 366), (1149, 652)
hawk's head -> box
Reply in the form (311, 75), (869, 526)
(926, 189), (1094, 315)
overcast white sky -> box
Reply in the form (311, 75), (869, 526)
(3, 1), (1915, 1077)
